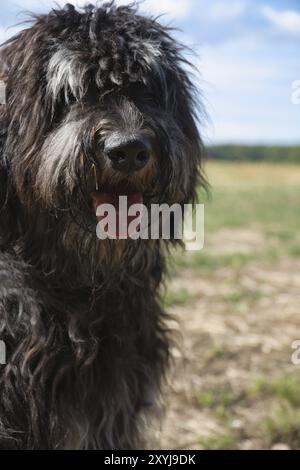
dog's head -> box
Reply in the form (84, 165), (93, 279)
(0, 2), (205, 280)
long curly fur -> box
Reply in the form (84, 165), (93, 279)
(0, 1), (205, 449)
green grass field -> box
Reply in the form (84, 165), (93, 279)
(173, 162), (300, 272)
(204, 161), (300, 234)
(160, 162), (300, 451)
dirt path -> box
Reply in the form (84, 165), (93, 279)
(158, 250), (300, 450)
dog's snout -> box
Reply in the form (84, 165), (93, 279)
(106, 138), (152, 173)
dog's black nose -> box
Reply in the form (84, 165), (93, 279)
(106, 138), (152, 172)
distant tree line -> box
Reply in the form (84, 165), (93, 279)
(207, 145), (300, 163)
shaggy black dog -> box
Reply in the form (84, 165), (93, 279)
(0, 2), (205, 449)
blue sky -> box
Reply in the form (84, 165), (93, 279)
(1, 0), (300, 145)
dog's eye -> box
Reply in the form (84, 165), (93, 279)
(124, 83), (146, 98)
(65, 90), (78, 106)
(51, 90), (78, 126)
(123, 83), (159, 107)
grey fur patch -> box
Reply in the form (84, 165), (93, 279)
(36, 119), (84, 202)
(47, 48), (86, 106)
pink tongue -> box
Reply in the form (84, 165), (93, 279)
(91, 191), (143, 239)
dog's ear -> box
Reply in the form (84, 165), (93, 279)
(0, 47), (10, 223)
(165, 61), (207, 204)
(1, 27), (55, 201)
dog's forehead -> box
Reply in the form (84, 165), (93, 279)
(46, 42), (162, 104)
(46, 10), (167, 104)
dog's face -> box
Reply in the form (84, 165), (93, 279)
(0, 3), (204, 277)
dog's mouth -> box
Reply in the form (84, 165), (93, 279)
(91, 181), (143, 239)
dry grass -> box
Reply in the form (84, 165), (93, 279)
(205, 161), (300, 188)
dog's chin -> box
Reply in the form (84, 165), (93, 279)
(91, 181), (144, 239)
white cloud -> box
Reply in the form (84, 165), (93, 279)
(261, 6), (300, 35)
(198, 35), (299, 145)
(200, 37), (275, 93)
(12, 0), (193, 19)
(116, 0), (193, 19)
(208, 0), (248, 22)
(0, 0), (192, 41)
(7, 0), (51, 9)
(13, 0), (93, 9)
